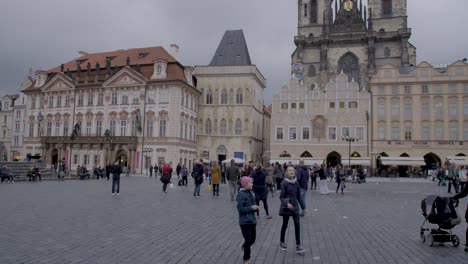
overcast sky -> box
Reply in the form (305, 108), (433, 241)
(0, 0), (466, 104)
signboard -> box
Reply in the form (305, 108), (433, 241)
(234, 152), (244, 159)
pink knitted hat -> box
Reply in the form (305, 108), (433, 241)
(240, 176), (252, 188)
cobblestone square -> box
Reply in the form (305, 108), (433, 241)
(0, 177), (466, 264)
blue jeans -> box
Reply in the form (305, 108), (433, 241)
(299, 188), (307, 214)
(112, 178), (120, 193)
(193, 183), (201, 196)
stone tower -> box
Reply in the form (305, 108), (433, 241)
(294, 0), (416, 90)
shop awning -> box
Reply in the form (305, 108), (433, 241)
(341, 158), (370, 166)
(269, 159), (299, 165)
(381, 157), (425, 166)
(446, 156), (468, 166)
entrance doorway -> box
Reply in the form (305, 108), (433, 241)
(218, 155), (226, 166)
(326, 151), (341, 167)
(51, 148), (59, 165)
(116, 150), (128, 167)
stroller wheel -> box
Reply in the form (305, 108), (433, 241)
(420, 232), (426, 243)
(426, 234), (434, 247)
(451, 235), (460, 247)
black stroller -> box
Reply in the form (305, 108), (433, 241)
(420, 195), (461, 247)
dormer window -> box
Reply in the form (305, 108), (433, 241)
(156, 65), (162, 75)
(151, 59), (168, 79)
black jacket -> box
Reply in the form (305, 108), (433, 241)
(279, 179), (305, 216)
(453, 184), (468, 222)
(251, 168), (267, 200)
(193, 163), (204, 184)
(237, 189), (257, 225)
(111, 164), (122, 179)
(295, 165), (309, 190)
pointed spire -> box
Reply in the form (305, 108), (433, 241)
(126, 56), (130, 65)
(359, 0), (362, 13)
(60, 64), (64, 73)
(368, 8), (373, 31)
(364, 6), (367, 29)
(95, 62), (100, 73)
(335, 0), (338, 17)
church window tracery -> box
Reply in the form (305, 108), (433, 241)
(383, 0), (392, 16)
(308, 65), (316, 77)
(337, 52), (360, 85)
(310, 0), (317, 23)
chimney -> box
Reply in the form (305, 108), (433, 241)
(78, 51), (88, 56)
(170, 44), (179, 60)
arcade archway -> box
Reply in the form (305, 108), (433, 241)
(326, 151), (341, 167)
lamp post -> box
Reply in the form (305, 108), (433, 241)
(342, 136), (358, 168)
(370, 152), (380, 176)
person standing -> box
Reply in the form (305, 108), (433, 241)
(279, 166), (306, 254)
(274, 162), (284, 192)
(452, 183), (468, 253)
(251, 163), (272, 219)
(221, 163), (226, 184)
(192, 159), (204, 197)
(161, 162), (172, 194)
(149, 165), (153, 178)
(111, 161), (122, 195)
(295, 160), (309, 217)
(226, 159), (241, 201)
(211, 161), (221, 196)
(181, 164), (188, 187)
(237, 176), (259, 264)
(336, 165), (345, 194)
(448, 162), (456, 193)
(459, 166), (467, 192)
(310, 166), (317, 190)
(176, 163), (182, 180)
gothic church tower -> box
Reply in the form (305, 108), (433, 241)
(294, 0), (416, 90)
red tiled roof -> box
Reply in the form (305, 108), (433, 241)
(264, 105), (272, 114)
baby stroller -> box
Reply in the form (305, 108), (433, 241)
(420, 195), (461, 247)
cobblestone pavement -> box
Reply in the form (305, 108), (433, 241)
(0, 177), (466, 264)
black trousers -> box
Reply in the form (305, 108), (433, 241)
(255, 196), (269, 216)
(240, 224), (256, 261)
(162, 182), (168, 192)
(182, 176), (188, 186)
(212, 184), (219, 195)
(275, 178), (283, 190)
(448, 179), (453, 193)
(311, 176), (317, 190)
(280, 215), (301, 246)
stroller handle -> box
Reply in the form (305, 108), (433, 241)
(452, 198), (459, 208)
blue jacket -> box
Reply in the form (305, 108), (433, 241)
(295, 165), (309, 190)
(237, 189), (257, 225)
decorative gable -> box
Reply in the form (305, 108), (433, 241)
(151, 58), (168, 80)
(103, 67), (146, 87)
(41, 74), (75, 92)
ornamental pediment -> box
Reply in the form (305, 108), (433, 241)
(41, 74), (75, 92)
(102, 67), (146, 87)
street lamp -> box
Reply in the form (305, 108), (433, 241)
(370, 152), (381, 177)
(342, 136), (358, 168)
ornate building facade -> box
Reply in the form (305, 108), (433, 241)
(22, 46), (200, 172)
(195, 30), (266, 164)
(0, 94), (19, 161)
(294, 0), (416, 90)
(370, 60), (468, 170)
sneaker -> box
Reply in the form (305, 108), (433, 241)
(296, 245), (305, 254)
(243, 260), (251, 264)
(280, 242), (287, 250)
(266, 215), (272, 219)
(116, 193), (120, 196)
(112, 193), (115, 196)
(299, 213), (305, 217)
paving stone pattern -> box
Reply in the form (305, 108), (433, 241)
(0, 177), (466, 264)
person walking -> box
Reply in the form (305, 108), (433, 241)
(336, 165), (345, 194)
(279, 166), (306, 254)
(251, 163), (272, 219)
(211, 161), (221, 196)
(265, 163), (275, 198)
(176, 163), (182, 180)
(181, 164), (188, 187)
(448, 162), (456, 193)
(452, 183), (468, 253)
(296, 160), (309, 217)
(310, 166), (317, 190)
(192, 159), (204, 197)
(459, 166), (467, 192)
(149, 165), (153, 178)
(237, 176), (259, 264)
(274, 162), (283, 192)
(105, 163), (111, 181)
(161, 162), (172, 194)
(227, 159), (241, 201)
(111, 161), (122, 195)
(221, 163), (226, 184)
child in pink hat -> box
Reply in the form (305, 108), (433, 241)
(237, 176), (259, 264)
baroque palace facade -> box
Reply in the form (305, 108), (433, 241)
(18, 46), (200, 172)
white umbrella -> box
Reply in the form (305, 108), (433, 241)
(222, 158), (245, 164)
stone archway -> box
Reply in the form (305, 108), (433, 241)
(116, 150), (128, 167)
(424, 152), (441, 170)
(326, 151), (341, 167)
(51, 148), (59, 165)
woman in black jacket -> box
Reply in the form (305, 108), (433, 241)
(453, 183), (468, 253)
(279, 166), (306, 254)
(251, 163), (272, 219)
(237, 176), (259, 264)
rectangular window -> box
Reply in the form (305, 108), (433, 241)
(342, 127), (350, 138)
(86, 121), (92, 136)
(378, 125), (385, 140)
(449, 102), (457, 116)
(339, 102), (345, 108)
(159, 90), (169, 104)
(131, 120), (137, 136)
(189, 125), (193, 141)
(288, 127), (297, 140)
(55, 122), (60, 136)
(391, 103), (399, 116)
(146, 120), (153, 137)
(404, 86), (411, 94)
(464, 125), (468, 140)
(147, 91), (155, 104)
(97, 93), (104, 106)
(391, 86), (398, 95)
(281, 103), (288, 109)
(379, 86), (385, 95)
(110, 120), (116, 136)
(73, 154), (79, 165)
(159, 120), (167, 137)
(435, 126), (444, 141)
(378, 103), (385, 117)
(15, 121), (20, 132)
(299, 103), (304, 109)
(302, 127), (310, 140)
(63, 121), (68, 136)
(120, 120), (127, 136)
(96, 121), (102, 136)
(330, 102), (335, 109)
(421, 102), (429, 116)
(464, 84), (468, 94)
(348, 102), (358, 108)
(65, 95), (70, 107)
(83, 155), (88, 165)
(56, 96), (62, 108)
(464, 102), (468, 115)
(94, 155), (100, 166)
(37, 123), (41, 137)
(391, 127), (400, 140)
(111, 92), (118, 105)
(132, 91), (139, 104)
(48, 96), (54, 108)
(450, 126), (458, 141)
(39, 96), (43, 108)
(356, 127), (364, 141)
(422, 127), (430, 141)
(421, 85), (429, 94)
(184, 123), (188, 139)
(404, 102), (412, 116)
(31, 96), (36, 109)
(276, 127), (284, 140)
(328, 127), (336, 141)
(87, 93), (93, 106)
(435, 102), (443, 116)
(121, 93), (128, 105)
(291, 103), (296, 109)
(448, 84), (457, 94)
(404, 126), (412, 140)
(46, 122), (52, 136)
(29, 123), (34, 137)
(77, 94), (83, 107)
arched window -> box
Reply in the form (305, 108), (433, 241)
(205, 119), (212, 135)
(221, 89), (228, 104)
(310, 0), (318, 23)
(308, 65), (316, 77)
(235, 119), (242, 135)
(206, 89), (213, 104)
(337, 52), (360, 85)
(220, 119), (227, 135)
(236, 89), (243, 104)
(382, 0), (392, 16)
